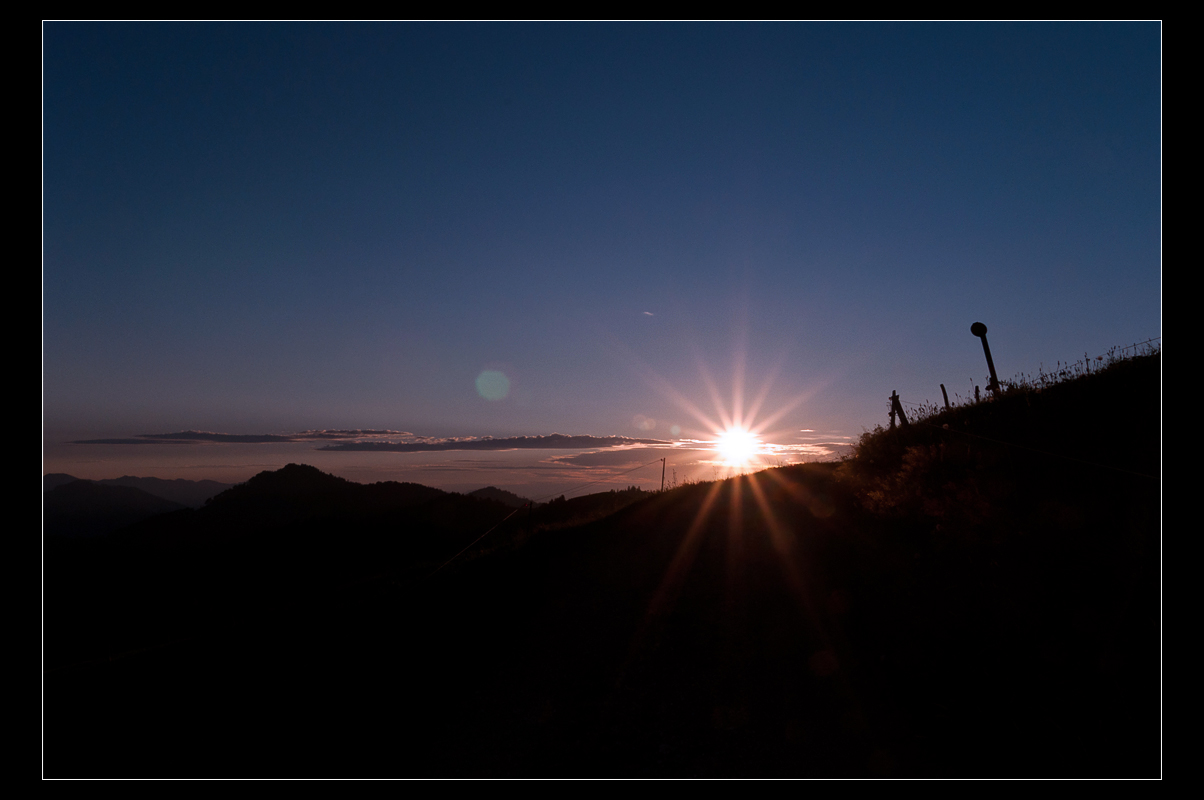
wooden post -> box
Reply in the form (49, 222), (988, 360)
(890, 390), (909, 428)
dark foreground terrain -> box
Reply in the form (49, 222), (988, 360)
(43, 356), (1161, 777)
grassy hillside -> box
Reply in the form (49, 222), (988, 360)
(839, 347), (1160, 526)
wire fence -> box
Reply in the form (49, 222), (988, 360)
(879, 337), (1162, 480)
(899, 336), (1161, 416)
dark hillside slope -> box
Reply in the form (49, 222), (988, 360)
(43, 358), (1159, 776)
(398, 444), (1157, 776)
(528, 486), (653, 531)
(46, 465), (869, 775)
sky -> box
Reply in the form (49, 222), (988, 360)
(42, 23), (1162, 497)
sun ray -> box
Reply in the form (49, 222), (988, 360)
(723, 475), (748, 612)
(646, 480), (724, 618)
(693, 349), (733, 432)
(747, 385), (822, 437)
(743, 364), (778, 433)
(602, 334), (725, 435)
(602, 313), (876, 722)
(602, 308), (838, 483)
(745, 470), (799, 559)
(731, 333), (746, 430)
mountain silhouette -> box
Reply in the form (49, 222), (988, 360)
(467, 486), (531, 508)
(43, 480), (187, 538)
(43, 473), (232, 507)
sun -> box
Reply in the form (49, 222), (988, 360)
(616, 322), (822, 478)
(715, 426), (761, 467)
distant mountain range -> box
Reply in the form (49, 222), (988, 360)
(44, 474), (233, 507)
(42, 474), (235, 538)
(467, 486), (532, 507)
(42, 472), (544, 539)
(42, 480), (187, 538)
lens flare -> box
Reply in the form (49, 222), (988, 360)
(475, 370), (511, 401)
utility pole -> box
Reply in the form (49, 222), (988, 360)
(661, 458), (666, 492)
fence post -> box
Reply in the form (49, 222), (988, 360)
(890, 390), (909, 428)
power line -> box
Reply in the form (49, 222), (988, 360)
(531, 457), (667, 504)
(425, 504), (528, 580)
(427, 457), (668, 579)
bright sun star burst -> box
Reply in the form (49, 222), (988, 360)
(715, 426), (760, 467)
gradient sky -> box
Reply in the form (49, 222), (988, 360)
(42, 23), (1162, 495)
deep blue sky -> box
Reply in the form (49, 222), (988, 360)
(43, 23), (1161, 492)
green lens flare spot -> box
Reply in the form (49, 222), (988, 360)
(475, 370), (511, 401)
